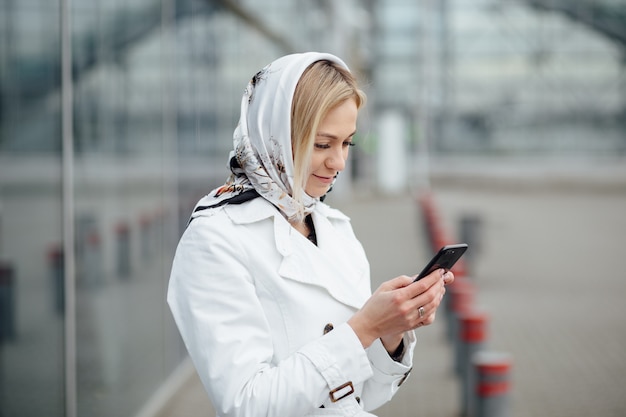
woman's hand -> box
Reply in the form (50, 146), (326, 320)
(348, 269), (454, 351)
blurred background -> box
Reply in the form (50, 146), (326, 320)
(1, 0), (625, 416)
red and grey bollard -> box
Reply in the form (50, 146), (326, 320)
(458, 309), (489, 416)
(471, 351), (513, 417)
(47, 246), (65, 315)
(0, 260), (16, 341)
(447, 277), (475, 346)
(82, 230), (103, 287)
(459, 214), (482, 278)
(116, 222), (131, 279)
(139, 214), (153, 262)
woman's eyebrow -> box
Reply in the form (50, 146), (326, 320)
(316, 130), (357, 140)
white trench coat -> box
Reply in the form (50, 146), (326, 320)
(167, 197), (416, 417)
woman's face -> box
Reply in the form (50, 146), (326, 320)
(305, 99), (358, 198)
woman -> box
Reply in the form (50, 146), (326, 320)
(167, 52), (453, 417)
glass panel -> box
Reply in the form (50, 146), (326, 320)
(70, 1), (186, 415)
(0, 1), (65, 416)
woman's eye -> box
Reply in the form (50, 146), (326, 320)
(315, 143), (331, 149)
(314, 141), (355, 150)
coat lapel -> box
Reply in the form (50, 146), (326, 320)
(277, 209), (371, 309)
(222, 198), (372, 309)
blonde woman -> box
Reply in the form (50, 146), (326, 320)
(167, 52), (453, 417)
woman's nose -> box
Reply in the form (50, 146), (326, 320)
(327, 150), (346, 171)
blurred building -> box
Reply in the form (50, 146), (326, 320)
(0, 0), (624, 416)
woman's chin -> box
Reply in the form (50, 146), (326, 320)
(305, 187), (330, 199)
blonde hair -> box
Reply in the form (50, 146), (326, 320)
(290, 60), (366, 218)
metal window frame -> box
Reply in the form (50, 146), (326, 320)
(60, 0), (76, 416)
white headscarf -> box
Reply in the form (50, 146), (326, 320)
(196, 52), (350, 221)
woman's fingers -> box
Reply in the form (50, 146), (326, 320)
(352, 269), (454, 343)
(412, 274), (448, 329)
(406, 268), (445, 297)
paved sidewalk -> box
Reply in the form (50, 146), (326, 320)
(429, 183), (626, 417)
(162, 179), (626, 417)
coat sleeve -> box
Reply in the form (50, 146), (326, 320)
(167, 214), (375, 417)
(325, 206), (417, 412)
(361, 332), (416, 411)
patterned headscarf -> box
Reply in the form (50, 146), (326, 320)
(196, 52), (350, 221)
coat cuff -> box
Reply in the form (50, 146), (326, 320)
(367, 331), (416, 384)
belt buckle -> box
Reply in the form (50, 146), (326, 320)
(329, 381), (354, 402)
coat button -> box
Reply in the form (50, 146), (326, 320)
(323, 323), (334, 334)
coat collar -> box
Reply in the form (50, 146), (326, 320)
(215, 198), (370, 309)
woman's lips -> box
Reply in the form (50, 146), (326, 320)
(313, 174), (334, 184)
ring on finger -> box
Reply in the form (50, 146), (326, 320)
(418, 306), (425, 318)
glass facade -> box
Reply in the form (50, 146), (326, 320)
(1, 0), (65, 415)
(1, 0), (624, 416)
(0, 1), (365, 415)
(416, 0), (626, 155)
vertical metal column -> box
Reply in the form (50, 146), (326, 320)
(161, 0), (180, 268)
(436, 0), (452, 151)
(60, 0), (77, 415)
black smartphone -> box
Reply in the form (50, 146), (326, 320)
(414, 243), (468, 282)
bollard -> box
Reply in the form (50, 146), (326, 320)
(0, 260), (16, 342)
(471, 351), (512, 417)
(459, 214), (482, 277)
(458, 309), (489, 417)
(47, 246), (65, 315)
(418, 195), (432, 249)
(83, 230), (103, 287)
(116, 222), (131, 279)
(139, 213), (153, 262)
(418, 193), (448, 253)
(446, 277), (475, 344)
(425, 214), (441, 252)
